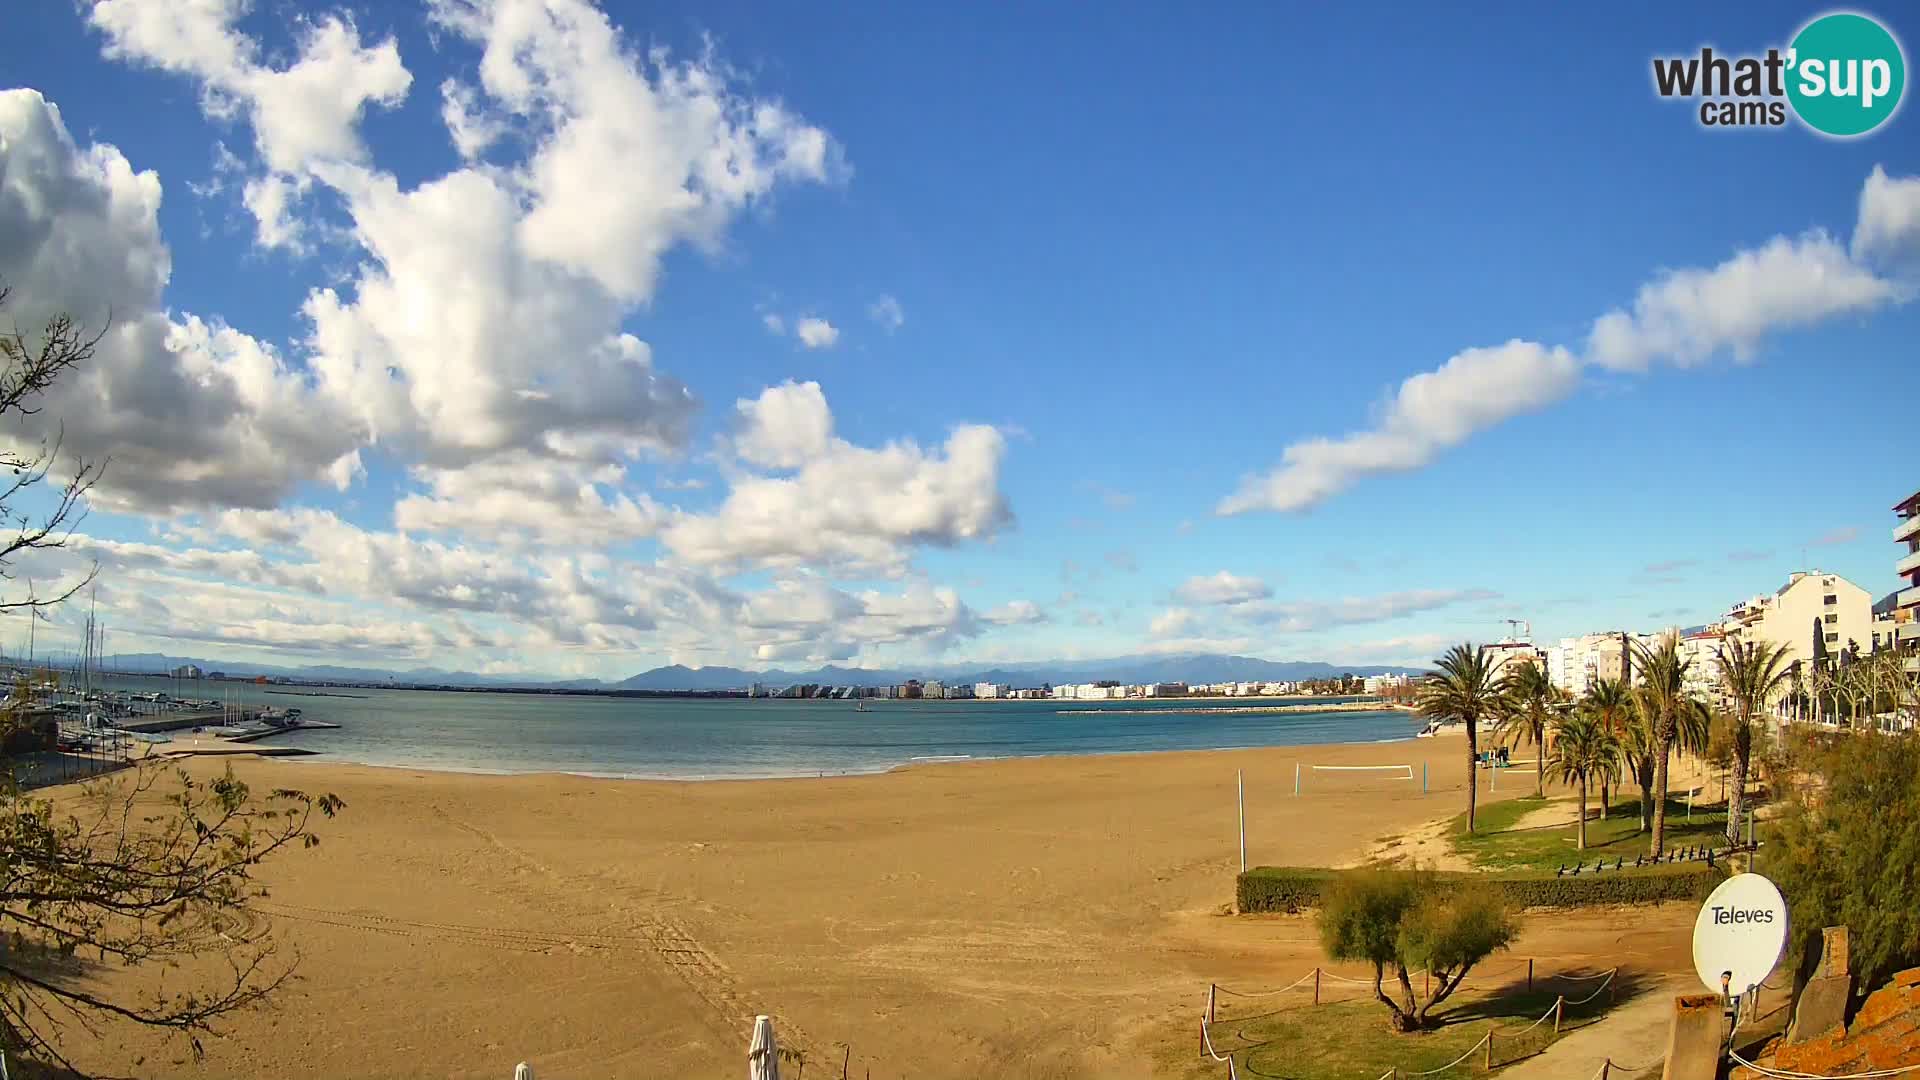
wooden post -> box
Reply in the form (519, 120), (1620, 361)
(1314, 968), (1321, 1005)
(1600, 1061), (1609, 1080)
(1207, 984), (1217, 1024)
(1527, 958), (1534, 993)
(1484, 1033), (1494, 1070)
(1553, 996), (1564, 1036)
(1424, 968), (1430, 1000)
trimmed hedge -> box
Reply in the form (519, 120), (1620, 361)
(1237, 861), (1724, 914)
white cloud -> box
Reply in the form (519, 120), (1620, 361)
(1219, 341), (1580, 515)
(761, 311), (785, 335)
(1854, 165), (1920, 266)
(1174, 570), (1273, 606)
(664, 403), (1012, 575)
(1148, 607), (1195, 637)
(732, 381), (834, 469)
(392, 455), (665, 547)
(868, 294), (904, 333)
(795, 316), (839, 349)
(83, 0), (841, 508)
(982, 600), (1046, 626)
(1219, 168), (1920, 515)
(0, 91), (366, 513)
(1586, 231), (1898, 371)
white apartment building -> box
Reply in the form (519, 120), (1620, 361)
(974, 682), (1008, 699)
(1362, 673), (1410, 694)
(1896, 489), (1920, 673)
(1482, 640), (1546, 685)
(1545, 633), (1634, 697)
(1678, 628), (1727, 707)
(1721, 571), (1873, 671)
(922, 680), (945, 699)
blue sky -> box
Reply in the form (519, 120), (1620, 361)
(0, 1), (1915, 677)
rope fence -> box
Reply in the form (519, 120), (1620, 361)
(1201, 963), (1623, 1079)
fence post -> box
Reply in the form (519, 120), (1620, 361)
(1314, 968), (1321, 1005)
(1207, 984), (1217, 1024)
(1600, 1061), (1609, 1080)
(1484, 1032), (1494, 1070)
(1425, 968), (1430, 1000)
(1527, 958), (1534, 994)
(1553, 996), (1564, 1036)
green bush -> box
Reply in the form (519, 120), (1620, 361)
(1238, 861), (1722, 913)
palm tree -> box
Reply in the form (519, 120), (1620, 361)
(1545, 712), (1620, 850)
(1618, 705), (1659, 834)
(1584, 677), (1632, 818)
(1631, 635), (1695, 857)
(1419, 643), (1500, 834)
(1714, 638), (1792, 848)
(1494, 660), (1557, 798)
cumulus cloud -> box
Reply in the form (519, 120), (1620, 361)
(78, 0), (843, 534)
(1854, 165), (1920, 266)
(1586, 232), (1898, 372)
(868, 294), (904, 333)
(732, 381), (834, 469)
(982, 600), (1046, 626)
(1220, 168), (1920, 515)
(1219, 342), (1581, 514)
(664, 410), (1012, 575)
(0, 90), (366, 512)
(1174, 570), (1273, 606)
(794, 316), (839, 349)
(1148, 607), (1195, 637)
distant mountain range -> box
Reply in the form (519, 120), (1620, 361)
(615, 654), (1424, 691)
(61, 651), (1423, 692)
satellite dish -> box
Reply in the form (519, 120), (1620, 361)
(1692, 873), (1789, 997)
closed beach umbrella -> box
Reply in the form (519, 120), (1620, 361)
(513, 1064), (535, 1080)
(748, 1015), (780, 1080)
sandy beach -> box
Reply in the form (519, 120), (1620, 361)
(51, 734), (1703, 1080)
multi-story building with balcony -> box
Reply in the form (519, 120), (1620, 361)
(1895, 489), (1920, 672)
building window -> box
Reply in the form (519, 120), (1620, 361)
(1825, 632), (1839, 644)
(1825, 613), (1838, 624)
(1824, 594), (1837, 605)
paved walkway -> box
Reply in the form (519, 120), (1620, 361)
(1501, 978), (1680, 1080)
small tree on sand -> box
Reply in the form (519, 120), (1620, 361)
(1318, 870), (1518, 1032)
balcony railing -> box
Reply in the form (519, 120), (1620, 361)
(1902, 586), (1920, 611)
(1897, 515), (1920, 544)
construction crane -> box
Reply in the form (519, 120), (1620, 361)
(1503, 618), (1531, 643)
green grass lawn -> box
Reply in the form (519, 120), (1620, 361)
(1450, 792), (1732, 872)
(1159, 981), (1620, 1080)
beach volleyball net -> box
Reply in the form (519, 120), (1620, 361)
(1293, 762), (1416, 794)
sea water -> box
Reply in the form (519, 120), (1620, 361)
(91, 677), (1420, 779)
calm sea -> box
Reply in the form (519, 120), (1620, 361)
(90, 676), (1421, 779)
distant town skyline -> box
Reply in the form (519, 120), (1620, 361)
(1, 2), (1916, 678)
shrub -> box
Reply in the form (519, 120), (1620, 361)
(1238, 861), (1721, 913)
(1319, 869), (1517, 1031)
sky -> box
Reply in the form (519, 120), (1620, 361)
(0, 1), (1916, 679)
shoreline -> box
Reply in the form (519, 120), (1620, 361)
(1062, 701), (1416, 717)
(259, 720), (1454, 785)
